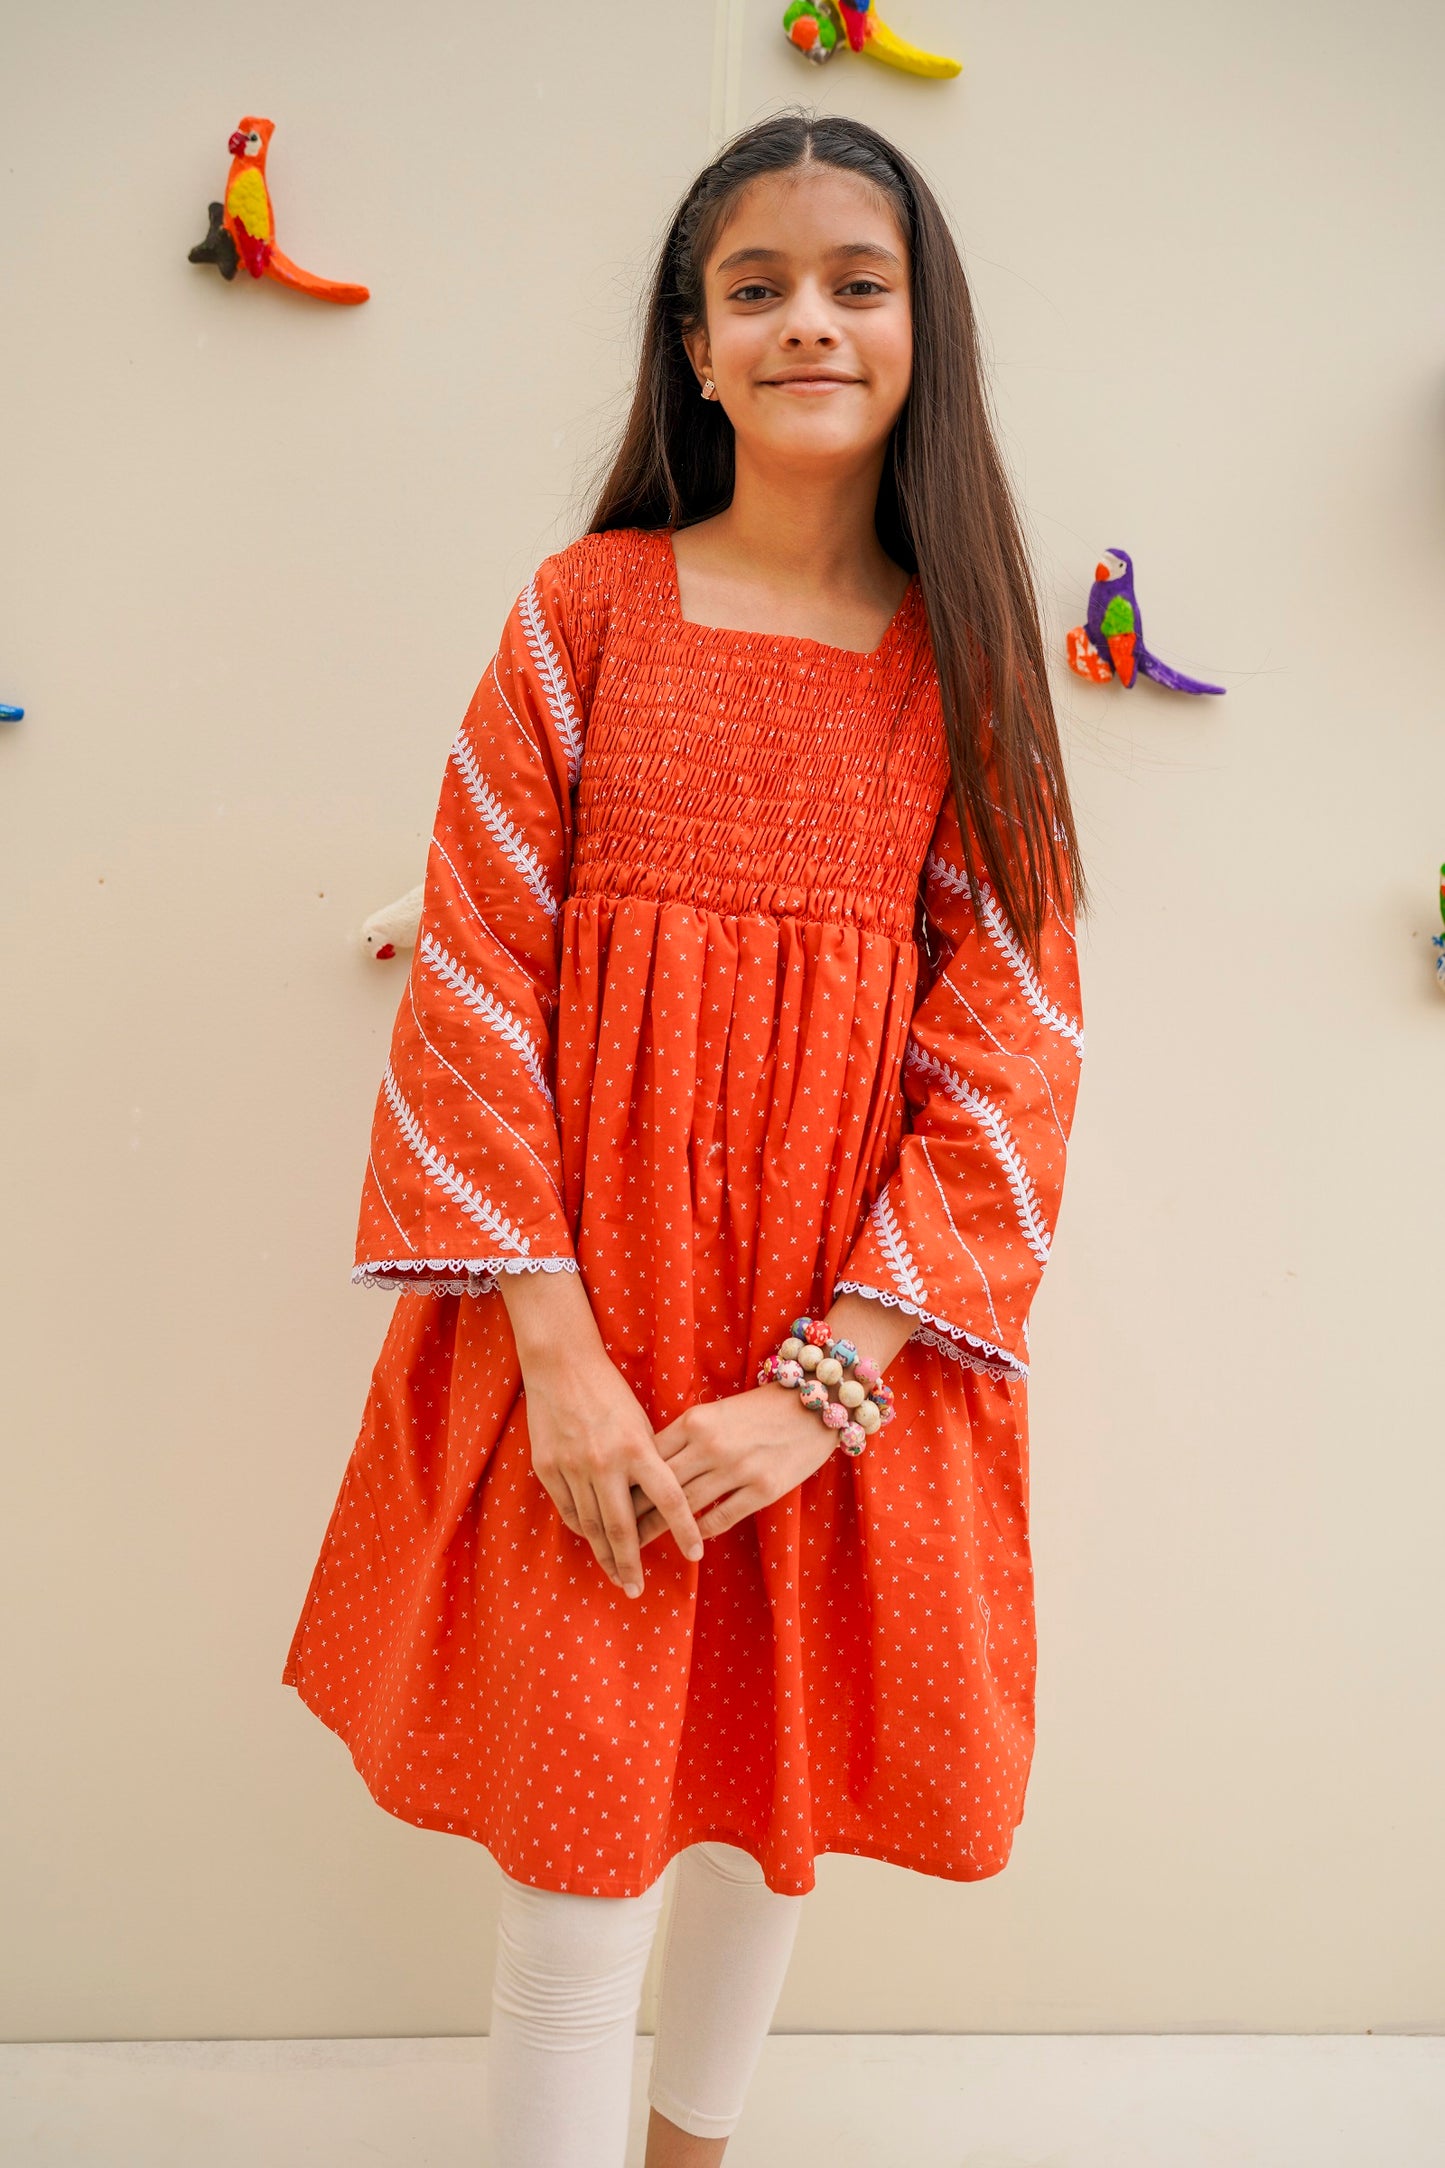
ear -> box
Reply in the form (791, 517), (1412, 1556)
(681, 322), (713, 391)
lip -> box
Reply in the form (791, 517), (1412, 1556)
(759, 372), (862, 393)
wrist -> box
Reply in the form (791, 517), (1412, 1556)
(757, 1315), (896, 1459)
(820, 1290), (914, 1375)
(495, 1260), (607, 1378)
(517, 1336), (613, 1398)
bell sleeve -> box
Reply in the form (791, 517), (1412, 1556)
(834, 786), (1085, 1382)
(351, 559), (587, 1296)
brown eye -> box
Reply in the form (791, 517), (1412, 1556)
(731, 283), (775, 302)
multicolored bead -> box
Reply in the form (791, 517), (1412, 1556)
(760, 1320), (884, 1461)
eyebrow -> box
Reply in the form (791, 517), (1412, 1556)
(714, 241), (904, 273)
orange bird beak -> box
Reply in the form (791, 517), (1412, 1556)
(1094, 561), (1110, 582)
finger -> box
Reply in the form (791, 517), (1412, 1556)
(630, 1459), (705, 1563)
(639, 1490), (744, 1551)
(540, 1470), (584, 1536)
(632, 1465), (727, 1517)
(570, 1476), (622, 1585)
(695, 1485), (760, 1541)
(628, 1441), (708, 1515)
(634, 1504), (690, 1551)
(594, 1469), (646, 1596)
(626, 1452), (701, 1517)
(635, 1465), (739, 1549)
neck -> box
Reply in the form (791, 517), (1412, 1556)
(712, 442), (893, 592)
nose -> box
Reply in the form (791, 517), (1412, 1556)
(777, 279), (839, 350)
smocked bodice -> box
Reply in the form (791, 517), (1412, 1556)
(568, 529), (950, 945)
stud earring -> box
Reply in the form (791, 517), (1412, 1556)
(701, 378), (717, 401)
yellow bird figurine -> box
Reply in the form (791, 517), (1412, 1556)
(782, 0), (962, 78)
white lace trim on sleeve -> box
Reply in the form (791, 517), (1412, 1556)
(831, 1279), (1028, 1382)
(352, 1256), (579, 1296)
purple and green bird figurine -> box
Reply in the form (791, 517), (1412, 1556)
(1066, 548), (1224, 695)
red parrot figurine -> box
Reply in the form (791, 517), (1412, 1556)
(188, 116), (369, 305)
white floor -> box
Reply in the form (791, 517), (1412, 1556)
(2, 2034), (1441, 2167)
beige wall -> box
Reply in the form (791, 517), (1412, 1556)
(3, 0), (1442, 2041)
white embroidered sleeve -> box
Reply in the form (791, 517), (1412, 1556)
(834, 788), (1084, 1381)
(351, 561), (588, 1297)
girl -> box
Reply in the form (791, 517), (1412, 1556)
(283, 111), (1086, 2168)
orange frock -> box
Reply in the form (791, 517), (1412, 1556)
(282, 527), (1084, 1897)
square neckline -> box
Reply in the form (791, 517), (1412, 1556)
(657, 527), (919, 664)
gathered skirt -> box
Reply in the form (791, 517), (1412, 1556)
(282, 891), (1040, 1896)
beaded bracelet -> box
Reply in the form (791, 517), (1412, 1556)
(756, 1315), (895, 1458)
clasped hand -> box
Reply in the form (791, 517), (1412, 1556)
(630, 1384), (838, 1552)
(525, 1351), (837, 1600)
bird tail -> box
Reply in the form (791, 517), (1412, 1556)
(861, 14), (963, 77)
(1137, 648), (1226, 696)
(264, 248), (370, 305)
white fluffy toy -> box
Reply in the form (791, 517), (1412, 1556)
(361, 881), (424, 960)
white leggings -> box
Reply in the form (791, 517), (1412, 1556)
(484, 1841), (805, 2165)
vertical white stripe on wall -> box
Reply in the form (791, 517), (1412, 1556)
(711, 0), (747, 146)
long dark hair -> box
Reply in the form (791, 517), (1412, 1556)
(586, 110), (1086, 964)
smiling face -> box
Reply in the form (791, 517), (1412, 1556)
(682, 162), (913, 480)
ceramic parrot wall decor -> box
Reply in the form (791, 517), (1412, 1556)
(1433, 862), (1445, 990)
(188, 117), (369, 305)
(782, 0), (961, 76)
(1066, 548), (1225, 696)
